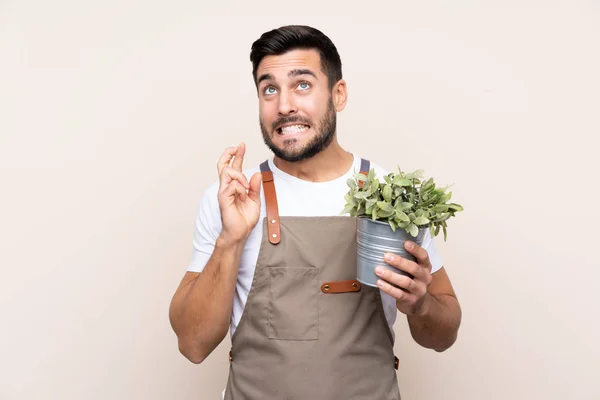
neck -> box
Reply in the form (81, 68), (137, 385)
(273, 137), (354, 182)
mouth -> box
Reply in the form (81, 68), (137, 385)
(276, 124), (310, 137)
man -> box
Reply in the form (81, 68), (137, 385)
(169, 25), (462, 399)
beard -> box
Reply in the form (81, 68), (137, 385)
(260, 99), (336, 163)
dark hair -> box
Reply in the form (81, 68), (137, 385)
(250, 25), (343, 89)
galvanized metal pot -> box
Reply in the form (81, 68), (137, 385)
(356, 217), (428, 288)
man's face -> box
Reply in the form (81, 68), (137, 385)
(256, 49), (338, 162)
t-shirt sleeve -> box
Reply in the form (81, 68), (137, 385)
(422, 228), (443, 274)
(187, 182), (222, 273)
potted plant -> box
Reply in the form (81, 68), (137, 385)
(342, 167), (463, 287)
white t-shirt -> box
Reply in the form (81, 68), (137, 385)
(186, 153), (443, 338)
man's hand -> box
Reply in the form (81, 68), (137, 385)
(374, 241), (433, 316)
(375, 241), (461, 351)
(217, 142), (262, 245)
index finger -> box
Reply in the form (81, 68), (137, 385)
(231, 142), (246, 172)
(217, 146), (239, 175)
(404, 241), (431, 268)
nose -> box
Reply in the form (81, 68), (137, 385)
(277, 91), (297, 116)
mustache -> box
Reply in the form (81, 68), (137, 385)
(272, 116), (312, 131)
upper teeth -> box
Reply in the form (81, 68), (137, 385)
(280, 125), (308, 134)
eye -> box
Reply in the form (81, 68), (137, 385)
(263, 86), (277, 95)
(297, 81), (311, 90)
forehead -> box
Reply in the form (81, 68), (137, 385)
(256, 49), (323, 80)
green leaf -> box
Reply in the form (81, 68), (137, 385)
(368, 168), (375, 181)
(383, 185), (392, 202)
(448, 203), (464, 212)
(408, 223), (419, 237)
(421, 177), (434, 190)
(379, 209), (395, 218)
(341, 204), (354, 215)
(395, 210), (410, 222)
(354, 192), (368, 200)
(440, 191), (453, 203)
(372, 208), (378, 221)
(396, 202), (413, 212)
(377, 201), (394, 213)
(413, 216), (430, 225)
(407, 169), (425, 179)
(439, 213), (451, 222)
(389, 219), (397, 232)
(393, 177), (413, 187)
(432, 204), (448, 213)
(408, 213), (416, 222)
(365, 199), (377, 214)
(369, 178), (380, 193)
(347, 178), (357, 190)
(443, 225), (448, 241)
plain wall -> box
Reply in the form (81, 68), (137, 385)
(1, 1), (599, 399)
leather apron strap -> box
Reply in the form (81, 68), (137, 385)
(259, 161), (281, 244)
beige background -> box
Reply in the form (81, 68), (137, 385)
(1, 1), (599, 399)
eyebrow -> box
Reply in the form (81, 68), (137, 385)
(288, 69), (317, 79)
(257, 73), (274, 85)
(257, 69), (318, 85)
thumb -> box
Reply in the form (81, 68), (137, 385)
(247, 172), (262, 203)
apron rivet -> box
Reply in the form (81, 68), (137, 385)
(324, 285), (330, 291)
(271, 219), (276, 223)
(272, 233), (278, 238)
(352, 282), (358, 288)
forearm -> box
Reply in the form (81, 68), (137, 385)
(405, 293), (462, 352)
(169, 234), (245, 363)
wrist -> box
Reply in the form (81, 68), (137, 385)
(411, 292), (435, 317)
(216, 232), (246, 251)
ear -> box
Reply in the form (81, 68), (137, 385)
(332, 79), (348, 112)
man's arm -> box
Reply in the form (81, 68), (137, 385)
(169, 143), (262, 364)
(406, 267), (461, 352)
(169, 235), (245, 364)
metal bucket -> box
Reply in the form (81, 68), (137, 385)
(356, 217), (427, 287)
